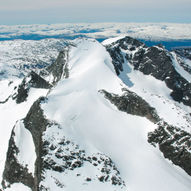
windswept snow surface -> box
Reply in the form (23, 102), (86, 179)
(42, 39), (191, 191)
(171, 52), (191, 83)
(14, 120), (36, 175)
(4, 183), (32, 191)
(118, 56), (191, 133)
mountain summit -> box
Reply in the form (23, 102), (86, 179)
(0, 37), (191, 191)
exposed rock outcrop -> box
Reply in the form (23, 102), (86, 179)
(42, 47), (70, 84)
(105, 36), (191, 107)
(23, 97), (49, 190)
(2, 97), (126, 190)
(2, 97), (49, 191)
(148, 122), (191, 176)
(106, 36), (146, 75)
(101, 88), (191, 176)
(40, 123), (125, 190)
(2, 125), (34, 190)
(174, 47), (191, 60)
(100, 89), (160, 123)
(13, 71), (51, 104)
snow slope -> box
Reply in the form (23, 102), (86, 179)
(14, 120), (36, 175)
(4, 183), (31, 191)
(103, 37), (191, 133)
(171, 52), (191, 83)
(118, 52), (191, 133)
(40, 39), (191, 191)
(0, 81), (49, 185)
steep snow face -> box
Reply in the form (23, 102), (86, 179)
(119, 58), (191, 133)
(0, 81), (49, 184)
(171, 52), (191, 83)
(14, 121), (36, 175)
(104, 37), (191, 133)
(42, 39), (191, 191)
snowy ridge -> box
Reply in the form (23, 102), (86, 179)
(0, 79), (49, 188)
(40, 39), (191, 191)
(0, 37), (191, 191)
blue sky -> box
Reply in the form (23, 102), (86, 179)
(0, 0), (190, 25)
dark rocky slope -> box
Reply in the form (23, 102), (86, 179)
(100, 89), (160, 123)
(14, 72), (52, 104)
(148, 122), (191, 176)
(2, 97), (126, 190)
(105, 36), (191, 107)
(101, 88), (191, 177)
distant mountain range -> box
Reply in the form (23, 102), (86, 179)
(0, 23), (191, 50)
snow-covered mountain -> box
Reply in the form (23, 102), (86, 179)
(0, 39), (67, 80)
(0, 36), (191, 191)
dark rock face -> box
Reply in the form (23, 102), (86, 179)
(13, 71), (51, 104)
(12, 47), (70, 104)
(23, 97), (50, 190)
(131, 46), (191, 106)
(174, 47), (191, 60)
(173, 53), (191, 75)
(148, 122), (191, 176)
(100, 89), (160, 123)
(105, 36), (191, 107)
(2, 125), (34, 190)
(132, 46), (173, 78)
(106, 36), (146, 75)
(29, 71), (52, 89)
(101, 88), (191, 176)
(44, 47), (69, 84)
(173, 48), (191, 74)
(2, 97), (49, 191)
